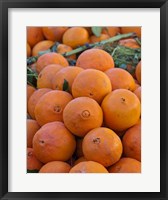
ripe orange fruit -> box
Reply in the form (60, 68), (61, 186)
(74, 157), (87, 166)
(57, 44), (76, 60)
(120, 27), (141, 38)
(35, 90), (73, 126)
(101, 89), (141, 131)
(105, 68), (136, 91)
(28, 88), (52, 119)
(83, 127), (122, 167)
(89, 34), (109, 43)
(135, 61), (141, 84)
(27, 43), (31, 57)
(108, 157), (141, 173)
(63, 27), (89, 48)
(33, 121), (76, 163)
(27, 148), (43, 170)
(42, 27), (68, 42)
(52, 66), (84, 92)
(63, 97), (103, 137)
(102, 27), (121, 37)
(27, 27), (44, 48)
(27, 119), (40, 148)
(134, 86), (141, 102)
(36, 52), (69, 73)
(69, 161), (108, 173)
(27, 85), (36, 102)
(37, 64), (63, 89)
(122, 123), (141, 161)
(39, 161), (71, 173)
(76, 138), (84, 157)
(119, 39), (140, 49)
(72, 69), (112, 104)
(76, 49), (114, 72)
(32, 40), (54, 56)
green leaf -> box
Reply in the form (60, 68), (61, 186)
(91, 27), (102, 37)
(119, 63), (127, 70)
(27, 169), (39, 173)
(63, 79), (69, 92)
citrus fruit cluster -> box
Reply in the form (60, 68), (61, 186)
(27, 26), (141, 173)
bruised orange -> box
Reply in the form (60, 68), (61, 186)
(83, 127), (123, 167)
(27, 148), (43, 171)
(35, 90), (73, 126)
(33, 121), (76, 163)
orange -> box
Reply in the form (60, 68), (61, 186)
(76, 138), (84, 157)
(35, 90), (73, 126)
(27, 27), (44, 48)
(89, 34), (109, 43)
(74, 157), (87, 166)
(135, 61), (141, 84)
(27, 119), (40, 148)
(63, 27), (89, 48)
(63, 97), (103, 137)
(33, 121), (76, 163)
(122, 123), (141, 161)
(42, 27), (68, 42)
(52, 66), (84, 92)
(101, 89), (141, 131)
(36, 52), (69, 74)
(57, 44), (76, 60)
(39, 161), (71, 173)
(27, 148), (43, 171)
(27, 85), (36, 102)
(27, 43), (31, 57)
(102, 27), (121, 37)
(83, 127), (122, 167)
(119, 39), (140, 49)
(72, 69), (112, 104)
(32, 40), (54, 56)
(108, 157), (141, 173)
(69, 161), (108, 173)
(76, 49), (114, 72)
(121, 27), (141, 38)
(134, 86), (141, 102)
(105, 68), (136, 91)
(37, 64), (63, 89)
(28, 88), (52, 119)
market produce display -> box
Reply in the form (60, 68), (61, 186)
(27, 26), (141, 173)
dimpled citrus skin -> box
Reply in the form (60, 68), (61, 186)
(33, 122), (76, 163)
(34, 90), (73, 126)
(76, 49), (114, 72)
(39, 161), (71, 173)
(37, 64), (64, 89)
(105, 68), (136, 91)
(28, 88), (52, 119)
(63, 97), (103, 137)
(72, 69), (112, 104)
(52, 66), (84, 92)
(108, 157), (141, 173)
(122, 123), (141, 161)
(82, 127), (123, 167)
(69, 161), (109, 173)
(101, 89), (141, 131)
(36, 52), (69, 73)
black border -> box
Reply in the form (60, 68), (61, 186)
(0, 0), (168, 199)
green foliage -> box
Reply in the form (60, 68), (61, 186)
(63, 79), (69, 92)
(27, 67), (38, 88)
(91, 27), (102, 37)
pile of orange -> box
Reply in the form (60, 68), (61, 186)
(27, 26), (141, 173)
